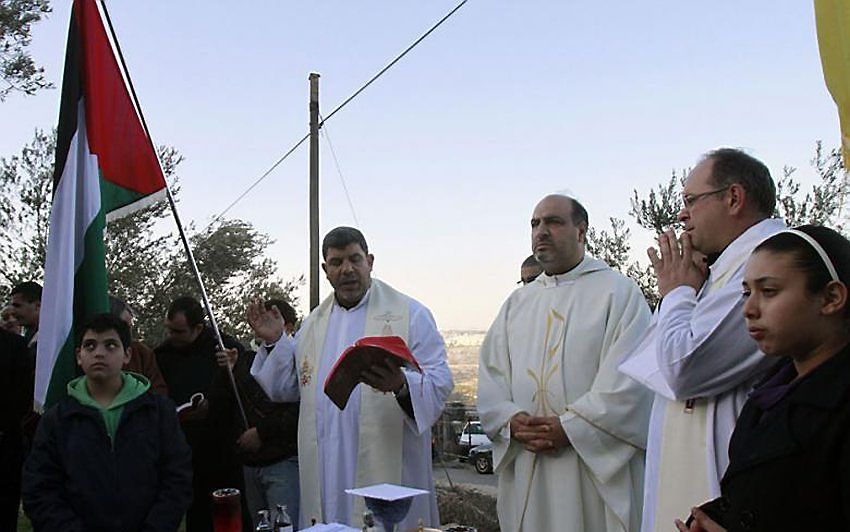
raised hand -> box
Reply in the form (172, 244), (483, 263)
(246, 300), (285, 345)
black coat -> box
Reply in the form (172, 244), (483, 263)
(22, 391), (192, 532)
(214, 350), (299, 466)
(700, 344), (850, 531)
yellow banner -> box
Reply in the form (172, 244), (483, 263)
(815, 0), (850, 162)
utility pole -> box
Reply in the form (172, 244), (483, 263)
(309, 73), (321, 310)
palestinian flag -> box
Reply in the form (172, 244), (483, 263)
(36, 0), (166, 410)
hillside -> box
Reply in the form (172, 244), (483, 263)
(442, 330), (486, 404)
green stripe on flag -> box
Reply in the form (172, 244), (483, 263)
(100, 176), (150, 213)
(43, 205), (109, 406)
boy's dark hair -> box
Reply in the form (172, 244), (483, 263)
(76, 313), (132, 350)
(11, 281), (43, 302)
(265, 298), (297, 326)
(755, 225), (850, 316)
(322, 226), (368, 259)
(167, 296), (205, 327)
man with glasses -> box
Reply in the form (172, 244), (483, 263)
(619, 148), (785, 532)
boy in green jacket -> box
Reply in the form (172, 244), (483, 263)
(23, 313), (192, 531)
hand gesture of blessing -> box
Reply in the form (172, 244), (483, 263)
(246, 300), (285, 345)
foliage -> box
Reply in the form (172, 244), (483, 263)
(0, 129), (303, 345)
(774, 141), (847, 232)
(586, 217), (631, 272)
(138, 219), (304, 345)
(0, 128), (53, 288)
(0, 0), (52, 100)
(629, 170), (685, 234)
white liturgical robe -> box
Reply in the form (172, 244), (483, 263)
(251, 279), (453, 530)
(618, 218), (784, 532)
(478, 256), (653, 532)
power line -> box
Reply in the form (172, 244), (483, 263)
(320, 119), (362, 228)
(207, 133), (309, 228)
(206, 0), (469, 227)
(317, 0), (468, 128)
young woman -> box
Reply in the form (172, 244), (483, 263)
(677, 225), (850, 532)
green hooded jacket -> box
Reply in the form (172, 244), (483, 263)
(67, 372), (151, 444)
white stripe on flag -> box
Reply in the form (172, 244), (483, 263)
(35, 100), (102, 410)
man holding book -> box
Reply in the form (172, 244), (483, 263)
(250, 226), (453, 530)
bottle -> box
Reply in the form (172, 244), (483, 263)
(273, 504), (293, 532)
(256, 510), (272, 531)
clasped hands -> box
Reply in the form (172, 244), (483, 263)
(648, 230), (708, 298)
(510, 412), (570, 454)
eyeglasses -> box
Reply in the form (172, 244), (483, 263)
(681, 186), (730, 209)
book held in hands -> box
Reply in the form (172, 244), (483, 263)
(324, 336), (421, 410)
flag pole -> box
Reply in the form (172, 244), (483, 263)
(97, 0), (248, 429)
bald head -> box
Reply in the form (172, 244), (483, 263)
(530, 195), (588, 275)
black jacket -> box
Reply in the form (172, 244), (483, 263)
(700, 344), (850, 531)
(0, 329), (29, 437)
(213, 350), (299, 466)
(22, 391), (192, 532)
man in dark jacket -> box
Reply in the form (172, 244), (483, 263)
(0, 328), (29, 530)
(22, 313), (192, 531)
(156, 296), (248, 531)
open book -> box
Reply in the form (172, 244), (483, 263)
(176, 392), (205, 422)
(323, 336), (421, 410)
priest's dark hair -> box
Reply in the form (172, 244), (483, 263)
(76, 312), (131, 350)
(704, 147), (776, 217)
(568, 197), (589, 228)
(322, 226), (369, 259)
(265, 298), (297, 326)
(167, 296), (206, 327)
(10, 281), (42, 302)
(754, 225), (850, 315)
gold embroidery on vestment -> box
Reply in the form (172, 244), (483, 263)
(526, 308), (565, 416)
(300, 358), (313, 387)
(373, 310), (402, 335)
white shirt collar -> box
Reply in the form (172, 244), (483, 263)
(538, 256), (594, 287)
(709, 218), (786, 278)
(332, 284), (372, 313)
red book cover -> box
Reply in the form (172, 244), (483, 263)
(323, 336), (421, 410)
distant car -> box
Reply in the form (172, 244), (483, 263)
(469, 443), (493, 474)
(457, 421), (491, 458)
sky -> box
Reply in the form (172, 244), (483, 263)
(0, 1), (841, 330)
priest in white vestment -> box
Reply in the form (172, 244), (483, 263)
(618, 148), (784, 532)
(248, 227), (453, 530)
(479, 195), (653, 532)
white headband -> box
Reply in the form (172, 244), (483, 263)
(780, 229), (840, 283)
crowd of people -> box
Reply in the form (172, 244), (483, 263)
(1, 146), (849, 531)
